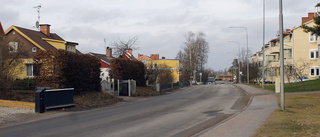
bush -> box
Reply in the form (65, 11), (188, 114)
(109, 58), (146, 86)
(11, 78), (37, 90)
(34, 50), (101, 93)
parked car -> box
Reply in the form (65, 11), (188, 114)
(295, 76), (310, 82)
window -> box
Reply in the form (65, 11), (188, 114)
(153, 63), (158, 68)
(309, 49), (318, 60)
(267, 55), (276, 62)
(9, 42), (18, 52)
(309, 32), (318, 42)
(284, 49), (292, 58)
(26, 64), (34, 77)
(310, 66), (320, 77)
(66, 45), (75, 53)
(311, 69), (315, 76)
(32, 47), (37, 52)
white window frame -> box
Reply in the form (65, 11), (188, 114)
(310, 66), (320, 77)
(26, 64), (34, 77)
(284, 48), (293, 59)
(309, 32), (318, 43)
(32, 47), (37, 52)
(309, 49), (319, 60)
(66, 45), (76, 53)
(9, 42), (18, 52)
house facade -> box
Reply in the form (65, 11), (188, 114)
(292, 18), (319, 80)
(147, 59), (180, 82)
(252, 12), (319, 83)
(4, 24), (78, 79)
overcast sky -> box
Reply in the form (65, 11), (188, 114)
(1, 0), (319, 71)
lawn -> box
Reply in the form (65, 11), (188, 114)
(251, 79), (320, 92)
(254, 93), (320, 137)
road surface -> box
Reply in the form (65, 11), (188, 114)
(0, 84), (249, 137)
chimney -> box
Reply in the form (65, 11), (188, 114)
(302, 12), (315, 24)
(40, 24), (51, 36)
(150, 54), (159, 60)
(127, 48), (132, 55)
(0, 21), (5, 37)
(286, 29), (290, 32)
(106, 47), (112, 57)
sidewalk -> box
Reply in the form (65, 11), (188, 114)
(199, 84), (278, 137)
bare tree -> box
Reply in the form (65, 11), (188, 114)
(284, 64), (296, 83)
(146, 62), (174, 85)
(177, 31), (209, 82)
(110, 35), (139, 57)
(293, 58), (310, 82)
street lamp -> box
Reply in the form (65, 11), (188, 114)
(279, 0), (285, 111)
(262, 0), (266, 89)
(230, 27), (249, 84)
(227, 41), (241, 84)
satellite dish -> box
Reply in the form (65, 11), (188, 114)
(35, 21), (39, 29)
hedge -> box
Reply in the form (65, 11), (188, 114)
(109, 58), (146, 87)
(34, 50), (101, 93)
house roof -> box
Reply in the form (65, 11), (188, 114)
(0, 21), (5, 37)
(5, 25), (79, 52)
(89, 52), (113, 65)
(138, 54), (152, 61)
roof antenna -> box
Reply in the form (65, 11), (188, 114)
(316, 3), (320, 16)
(33, 5), (41, 30)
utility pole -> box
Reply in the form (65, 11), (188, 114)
(262, 0), (266, 89)
(279, 0), (285, 111)
(230, 27), (249, 84)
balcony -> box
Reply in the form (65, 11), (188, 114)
(271, 46), (280, 53)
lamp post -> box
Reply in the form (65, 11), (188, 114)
(279, 0), (285, 111)
(262, 0), (266, 89)
(227, 41), (241, 84)
(230, 27), (249, 84)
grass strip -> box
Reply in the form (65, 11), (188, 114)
(254, 93), (320, 137)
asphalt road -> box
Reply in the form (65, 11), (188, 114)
(0, 84), (249, 137)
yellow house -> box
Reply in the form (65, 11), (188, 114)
(4, 24), (79, 79)
(292, 18), (319, 80)
(147, 59), (180, 82)
(253, 12), (319, 83)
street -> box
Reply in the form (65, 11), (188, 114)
(0, 85), (249, 137)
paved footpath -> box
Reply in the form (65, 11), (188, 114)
(198, 84), (278, 137)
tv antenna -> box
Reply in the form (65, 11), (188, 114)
(34, 5), (41, 30)
(316, 3), (320, 16)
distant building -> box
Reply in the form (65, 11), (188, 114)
(89, 47), (114, 81)
(147, 59), (181, 82)
(138, 53), (159, 66)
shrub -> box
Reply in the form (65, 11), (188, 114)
(34, 50), (101, 93)
(109, 58), (146, 86)
(11, 78), (37, 90)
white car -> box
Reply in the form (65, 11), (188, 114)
(295, 76), (310, 82)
